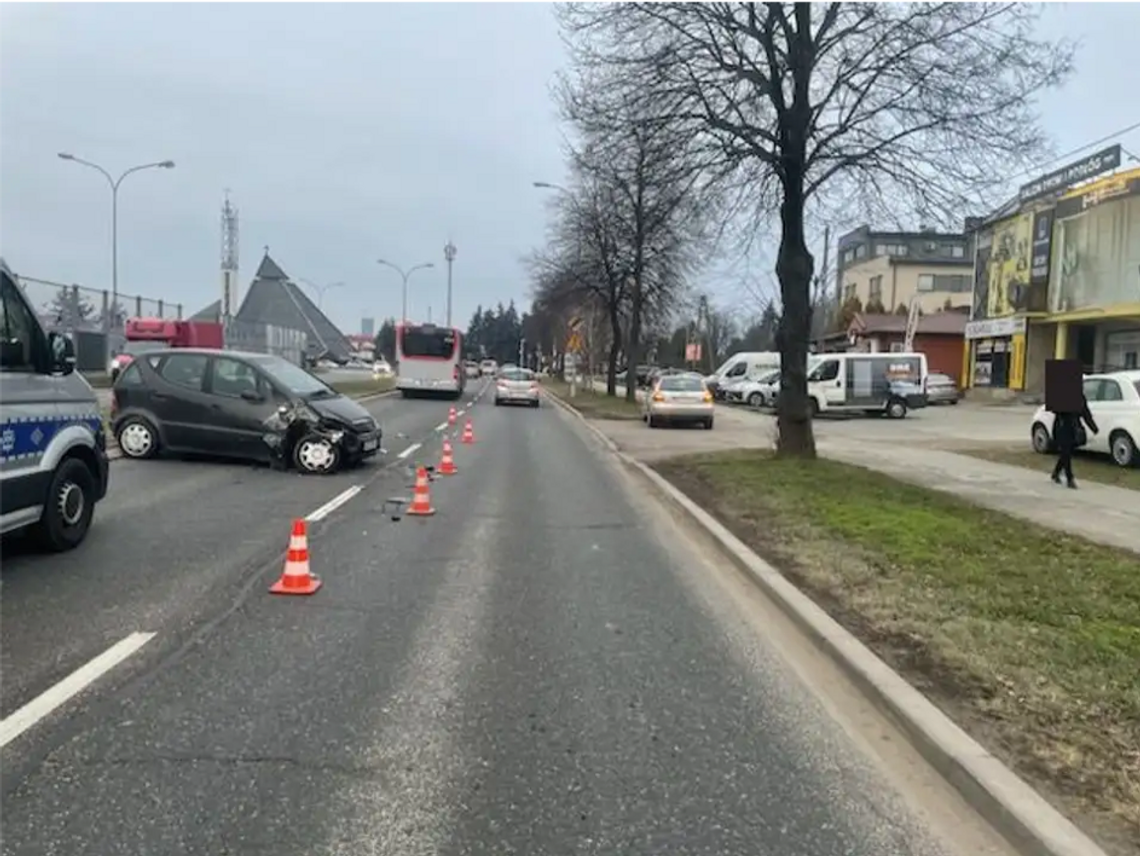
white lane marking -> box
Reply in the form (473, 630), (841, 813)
(434, 421), (448, 432)
(457, 409), (466, 417)
(397, 442), (422, 461)
(0, 632), (157, 749)
(305, 485), (363, 522)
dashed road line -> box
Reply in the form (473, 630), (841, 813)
(0, 632), (158, 749)
(397, 442), (422, 461)
(306, 485), (364, 522)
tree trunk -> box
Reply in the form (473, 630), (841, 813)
(606, 305), (622, 396)
(775, 168), (820, 458)
(625, 285), (644, 403)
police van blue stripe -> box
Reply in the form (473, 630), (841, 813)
(0, 414), (102, 462)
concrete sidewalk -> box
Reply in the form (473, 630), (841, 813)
(574, 381), (1140, 554)
(818, 439), (1140, 555)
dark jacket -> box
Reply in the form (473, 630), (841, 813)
(1053, 400), (1098, 447)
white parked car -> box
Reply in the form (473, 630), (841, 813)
(372, 358), (392, 377)
(1030, 369), (1140, 468)
(729, 369), (781, 408)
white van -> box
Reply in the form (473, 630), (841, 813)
(806, 352), (928, 418)
(706, 351), (781, 400)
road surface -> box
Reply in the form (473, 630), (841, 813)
(1, 381), (1011, 856)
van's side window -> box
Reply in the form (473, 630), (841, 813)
(725, 361), (747, 378)
(809, 360), (840, 382)
(0, 274), (42, 373)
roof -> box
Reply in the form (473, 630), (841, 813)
(235, 252), (354, 362)
(849, 312), (968, 337)
(190, 300), (222, 322)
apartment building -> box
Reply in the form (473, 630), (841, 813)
(835, 225), (974, 315)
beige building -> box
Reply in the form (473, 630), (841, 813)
(835, 225), (974, 315)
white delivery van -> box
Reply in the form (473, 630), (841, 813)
(705, 351), (781, 400)
(806, 351), (929, 419)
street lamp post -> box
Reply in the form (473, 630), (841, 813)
(376, 259), (434, 325)
(298, 278), (345, 310)
(443, 241), (457, 328)
(57, 153), (175, 357)
(534, 180), (577, 397)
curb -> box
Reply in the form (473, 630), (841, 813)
(546, 390), (1108, 856)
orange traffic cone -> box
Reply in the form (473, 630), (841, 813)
(461, 419), (475, 445)
(270, 519), (322, 595)
(406, 466), (437, 516)
(439, 439), (458, 475)
(448, 406), (457, 426)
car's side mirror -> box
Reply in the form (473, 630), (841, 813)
(48, 332), (76, 376)
(240, 388), (263, 402)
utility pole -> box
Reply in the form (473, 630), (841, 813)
(443, 240), (457, 328)
(427, 305), (433, 325)
(518, 336), (525, 368)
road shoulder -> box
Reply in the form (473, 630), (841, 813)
(545, 387), (1127, 856)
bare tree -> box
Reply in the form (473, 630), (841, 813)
(558, 1), (1073, 456)
(556, 59), (726, 402)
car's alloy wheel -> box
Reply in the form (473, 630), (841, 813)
(887, 399), (907, 419)
(747, 392), (763, 407)
(1031, 423), (1052, 454)
(1110, 432), (1137, 467)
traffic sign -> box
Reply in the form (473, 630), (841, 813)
(566, 332), (584, 352)
(568, 316), (583, 331)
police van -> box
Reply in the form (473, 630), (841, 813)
(0, 259), (110, 551)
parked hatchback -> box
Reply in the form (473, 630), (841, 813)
(1030, 369), (1140, 468)
(111, 349), (382, 474)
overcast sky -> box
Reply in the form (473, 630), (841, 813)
(2, 2), (1139, 333)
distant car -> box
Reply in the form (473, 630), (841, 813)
(1030, 369), (1140, 468)
(729, 369), (781, 407)
(494, 367), (541, 407)
(372, 358), (393, 377)
(925, 372), (960, 405)
(464, 360), (481, 379)
(111, 348), (382, 474)
(480, 359), (498, 377)
(644, 373), (714, 429)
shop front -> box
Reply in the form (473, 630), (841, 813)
(964, 316), (1027, 390)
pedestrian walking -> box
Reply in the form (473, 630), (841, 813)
(1051, 393), (1098, 489)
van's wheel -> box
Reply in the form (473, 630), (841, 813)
(747, 392), (763, 407)
(809, 399), (820, 418)
(33, 457), (96, 552)
(116, 416), (159, 459)
(293, 434), (341, 475)
(887, 398), (907, 419)
(1110, 431), (1137, 467)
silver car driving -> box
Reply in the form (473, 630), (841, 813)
(644, 373), (714, 429)
(494, 367), (541, 407)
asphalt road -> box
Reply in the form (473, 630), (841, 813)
(1, 383), (1005, 856)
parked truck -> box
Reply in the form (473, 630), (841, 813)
(108, 318), (225, 381)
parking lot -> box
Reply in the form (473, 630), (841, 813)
(594, 392), (1033, 463)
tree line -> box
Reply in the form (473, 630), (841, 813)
(528, 2), (1072, 458)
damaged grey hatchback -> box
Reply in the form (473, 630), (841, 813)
(111, 349), (381, 474)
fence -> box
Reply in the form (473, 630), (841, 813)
(16, 275), (186, 371)
(223, 317), (308, 366)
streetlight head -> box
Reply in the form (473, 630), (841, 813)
(159, 160), (175, 169)
(533, 181), (552, 189)
(376, 258), (389, 266)
(424, 262), (435, 268)
(58, 152), (75, 161)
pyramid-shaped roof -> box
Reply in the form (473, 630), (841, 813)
(235, 251), (354, 362)
(190, 299), (222, 322)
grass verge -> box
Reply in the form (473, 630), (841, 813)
(654, 449), (1140, 854)
(957, 445), (1140, 492)
(543, 379), (643, 420)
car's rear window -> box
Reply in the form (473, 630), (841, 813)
(501, 369), (533, 382)
(659, 376), (705, 392)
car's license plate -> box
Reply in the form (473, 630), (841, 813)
(363, 438), (378, 452)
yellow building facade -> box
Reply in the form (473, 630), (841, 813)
(964, 166), (1140, 394)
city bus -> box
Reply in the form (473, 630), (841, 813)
(395, 323), (465, 400)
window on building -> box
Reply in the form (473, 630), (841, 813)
(855, 244), (867, 258)
(917, 274), (934, 292)
(868, 275), (883, 302)
(889, 341), (905, 353)
(948, 244), (966, 258)
(925, 241), (938, 252)
(876, 243), (909, 257)
(843, 284), (857, 302)
(918, 273), (970, 293)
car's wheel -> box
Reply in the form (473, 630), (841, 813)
(1109, 430), (1137, 468)
(886, 398), (907, 419)
(494, 398), (502, 406)
(293, 434), (341, 475)
(647, 414), (658, 428)
(747, 392), (763, 408)
(1031, 422), (1053, 454)
(32, 456), (97, 552)
(116, 416), (159, 459)
(705, 418), (714, 430)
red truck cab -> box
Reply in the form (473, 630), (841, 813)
(109, 318), (225, 380)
